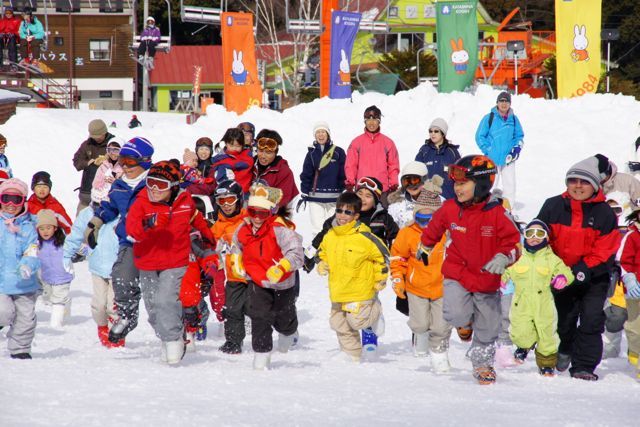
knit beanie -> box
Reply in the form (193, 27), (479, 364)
(120, 137), (154, 169)
(31, 171), (52, 190)
(414, 175), (443, 213)
(107, 139), (122, 149)
(526, 218), (550, 234)
(429, 118), (449, 136)
(36, 209), (58, 228)
(148, 160), (181, 184)
(183, 148), (198, 164)
(248, 184), (283, 210)
(195, 137), (214, 148)
(88, 119), (108, 138)
(566, 156), (601, 191)
(0, 178), (28, 197)
(524, 218), (550, 252)
(313, 121), (331, 137)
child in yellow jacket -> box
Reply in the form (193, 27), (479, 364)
(318, 192), (389, 362)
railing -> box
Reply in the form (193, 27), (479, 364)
(46, 82), (77, 108)
(2, 0), (133, 13)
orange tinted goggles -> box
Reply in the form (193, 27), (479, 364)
(257, 137), (278, 152)
(247, 206), (271, 219)
(118, 156), (142, 167)
(448, 164), (470, 182)
(215, 195), (238, 206)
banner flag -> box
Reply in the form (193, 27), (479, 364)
(329, 11), (361, 99)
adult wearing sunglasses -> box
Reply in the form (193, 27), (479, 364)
(475, 92), (524, 208)
(252, 129), (299, 209)
(187, 137), (217, 196)
(414, 118), (460, 200)
(72, 119), (116, 215)
(537, 155), (621, 381)
(595, 153), (640, 206)
(345, 105), (400, 208)
(84, 137), (154, 346)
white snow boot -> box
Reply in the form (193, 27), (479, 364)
(244, 316), (252, 335)
(164, 340), (186, 365)
(185, 330), (197, 353)
(253, 352), (271, 370)
(64, 298), (72, 320)
(413, 332), (429, 357)
(49, 304), (65, 328)
(277, 332), (295, 353)
(431, 351), (451, 373)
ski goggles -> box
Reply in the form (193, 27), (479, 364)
(118, 156), (144, 167)
(215, 195), (238, 206)
(414, 212), (432, 227)
(356, 177), (382, 197)
(0, 193), (25, 205)
(524, 228), (548, 239)
(448, 164), (472, 182)
(107, 147), (121, 155)
(257, 137), (278, 152)
(401, 175), (423, 188)
(146, 176), (177, 192)
(335, 207), (356, 216)
(247, 206), (272, 220)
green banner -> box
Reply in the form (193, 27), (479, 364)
(436, 0), (478, 93)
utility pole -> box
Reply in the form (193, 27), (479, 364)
(142, 0), (150, 111)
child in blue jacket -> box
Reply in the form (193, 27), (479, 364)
(0, 134), (12, 177)
(0, 178), (40, 359)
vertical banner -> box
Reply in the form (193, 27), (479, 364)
(555, 0), (601, 98)
(221, 12), (262, 113)
(435, 0), (478, 93)
(320, 0), (339, 98)
(329, 11), (361, 99)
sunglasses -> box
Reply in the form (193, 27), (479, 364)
(257, 137), (278, 152)
(524, 228), (548, 239)
(498, 99), (511, 103)
(335, 208), (356, 216)
(0, 193), (25, 205)
(107, 147), (121, 154)
(448, 164), (470, 182)
(247, 206), (271, 219)
(364, 114), (380, 120)
(146, 177), (177, 192)
(428, 129), (441, 134)
(118, 156), (143, 167)
(415, 212), (433, 226)
(402, 175), (422, 187)
(216, 195), (238, 206)
(356, 177), (381, 194)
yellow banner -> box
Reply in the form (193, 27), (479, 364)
(555, 0), (602, 98)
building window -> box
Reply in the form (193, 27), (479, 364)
(99, 91), (113, 98)
(90, 39), (110, 61)
(54, 37), (64, 47)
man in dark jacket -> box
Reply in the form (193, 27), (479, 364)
(72, 119), (114, 215)
(537, 155), (621, 381)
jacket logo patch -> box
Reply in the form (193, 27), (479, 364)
(480, 225), (495, 237)
(450, 223), (466, 233)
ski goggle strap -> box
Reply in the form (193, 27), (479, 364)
(257, 137), (278, 152)
(146, 176), (178, 192)
(524, 228), (548, 239)
(247, 206), (271, 219)
(356, 177), (382, 198)
(0, 193), (25, 205)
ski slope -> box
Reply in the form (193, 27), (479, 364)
(2, 84), (639, 426)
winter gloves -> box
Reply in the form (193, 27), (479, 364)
(63, 258), (74, 275)
(622, 273), (640, 299)
(94, 155), (107, 167)
(482, 253), (510, 275)
(571, 261), (591, 285)
(505, 141), (523, 165)
(392, 276), (406, 299)
(551, 275), (568, 291)
(142, 212), (169, 230)
(18, 265), (31, 280)
(416, 243), (432, 266)
(266, 258), (291, 284)
(84, 217), (104, 249)
(373, 266), (389, 291)
(229, 253), (246, 278)
(183, 306), (200, 329)
(316, 260), (329, 276)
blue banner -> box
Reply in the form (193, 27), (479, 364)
(329, 11), (361, 99)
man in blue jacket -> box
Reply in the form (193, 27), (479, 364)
(84, 137), (154, 344)
(475, 92), (524, 207)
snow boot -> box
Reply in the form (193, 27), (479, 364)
(185, 329), (197, 353)
(513, 347), (529, 365)
(496, 345), (517, 368)
(539, 367), (555, 377)
(473, 366), (497, 385)
(603, 330), (621, 359)
(98, 325), (110, 347)
(431, 351), (450, 373)
(277, 332), (295, 353)
(456, 324), (473, 342)
(49, 304), (65, 328)
(219, 341), (242, 354)
(253, 352), (271, 370)
(361, 327), (378, 361)
(108, 318), (131, 343)
(10, 353), (32, 360)
(244, 316), (252, 335)
(570, 370), (599, 381)
(556, 352), (571, 372)
(196, 323), (207, 341)
(164, 339), (186, 365)
(413, 332), (429, 357)
(290, 330), (299, 349)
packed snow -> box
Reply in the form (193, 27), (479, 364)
(2, 84), (640, 426)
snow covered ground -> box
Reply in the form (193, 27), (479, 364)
(2, 84), (640, 426)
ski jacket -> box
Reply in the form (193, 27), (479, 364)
(318, 219), (389, 303)
(19, 17), (44, 40)
(0, 154), (12, 177)
(619, 225), (640, 278)
(300, 141), (346, 203)
(212, 209), (248, 283)
(1, 17), (20, 36)
(27, 194), (73, 235)
(232, 216), (303, 290)
(421, 197), (521, 293)
(475, 107), (524, 167)
(126, 189), (214, 271)
(91, 159), (123, 203)
(345, 130), (400, 191)
(38, 239), (73, 285)
(73, 133), (114, 196)
(537, 191), (620, 277)
(186, 158), (216, 196)
(0, 209), (39, 295)
(391, 223), (445, 300)
(94, 178), (146, 246)
(211, 148), (254, 193)
(63, 206), (118, 279)
(252, 156), (299, 208)
(414, 139), (461, 199)
(603, 162), (640, 205)
(140, 26), (161, 42)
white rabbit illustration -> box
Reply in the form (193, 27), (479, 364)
(450, 38), (469, 74)
(571, 25), (589, 62)
(338, 49), (351, 84)
(231, 49), (248, 84)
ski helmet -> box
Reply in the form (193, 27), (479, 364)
(448, 155), (497, 200)
(213, 180), (243, 217)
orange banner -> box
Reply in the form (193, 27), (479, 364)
(221, 12), (262, 113)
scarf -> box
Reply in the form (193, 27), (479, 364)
(121, 170), (148, 189)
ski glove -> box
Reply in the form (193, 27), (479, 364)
(84, 217), (104, 250)
(18, 265), (32, 280)
(392, 276), (406, 299)
(63, 258), (74, 275)
(622, 273), (640, 299)
(571, 261), (591, 285)
(183, 306), (200, 328)
(94, 155), (107, 167)
(416, 243), (432, 266)
(229, 253), (246, 278)
(266, 258), (292, 284)
(317, 261), (330, 276)
(373, 266), (389, 291)
(505, 141), (523, 165)
(482, 253), (510, 275)
(551, 275), (569, 291)
(500, 279), (515, 295)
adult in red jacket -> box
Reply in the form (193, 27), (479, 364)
(0, 7), (20, 65)
(345, 105), (400, 207)
(537, 155), (621, 381)
(251, 129), (299, 209)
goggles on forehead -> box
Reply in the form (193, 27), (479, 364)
(257, 137), (278, 152)
(146, 176), (178, 192)
(247, 206), (272, 219)
(524, 228), (548, 239)
(0, 193), (25, 206)
(215, 195), (238, 206)
(356, 177), (382, 195)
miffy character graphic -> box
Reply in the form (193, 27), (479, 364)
(571, 25), (589, 62)
(338, 49), (351, 85)
(231, 49), (248, 84)
(450, 38), (469, 74)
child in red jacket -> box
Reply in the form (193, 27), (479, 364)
(619, 208), (640, 380)
(27, 171), (72, 234)
(211, 128), (254, 193)
(126, 160), (214, 365)
(420, 155), (520, 385)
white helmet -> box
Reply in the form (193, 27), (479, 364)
(401, 161), (428, 179)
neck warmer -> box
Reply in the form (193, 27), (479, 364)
(122, 170), (148, 189)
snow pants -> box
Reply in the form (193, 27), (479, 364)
(247, 282), (298, 353)
(46, 283), (70, 306)
(140, 267), (186, 342)
(498, 293), (513, 346)
(0, 292), (37, 356)
(137, 40), (157, 58)
(406, 293), (451, 353)
(443, 279), (500, 368)
(554, 274), (608, 375)
(493, 162), (516, 207)
(625, 299), (640, 357)
(111, 246), (140, 335)
(0, 34), (18, 63)
(223, 281), (250, 346)
(19, 39), (41, 61)
(91, 274), (116, 327)
(309, 201), (335, 237)
(330, 299), (381, 358)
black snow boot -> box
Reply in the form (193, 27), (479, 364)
(11, 353), (32, 360)
(219, 341), (242, 354)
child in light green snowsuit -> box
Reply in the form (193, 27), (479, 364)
(501, 219), (573, 375)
